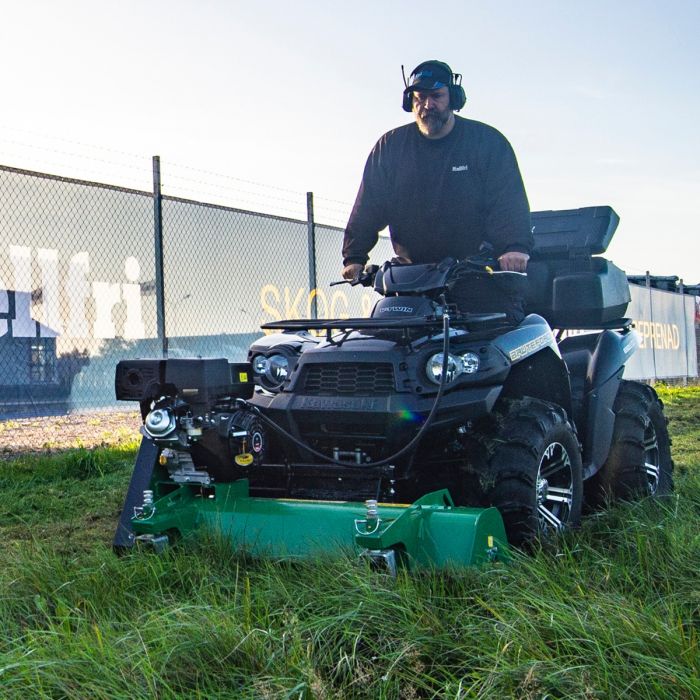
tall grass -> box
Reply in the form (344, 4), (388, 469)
(0, 387), (698, 699)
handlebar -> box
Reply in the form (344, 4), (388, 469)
(331, 256), (527, 289)
(330, 264), (380, 287)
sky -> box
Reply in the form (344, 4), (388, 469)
(0, 0), (698, 283)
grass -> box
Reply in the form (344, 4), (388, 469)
(0, 386), (698, 698)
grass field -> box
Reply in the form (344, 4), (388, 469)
(1, 386), (698, 699)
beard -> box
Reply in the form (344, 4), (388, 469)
(415, 106), (452, 137)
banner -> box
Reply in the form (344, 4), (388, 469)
(624, 285), (698, 380)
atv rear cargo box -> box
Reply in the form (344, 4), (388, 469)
(527, 206), (631, 327)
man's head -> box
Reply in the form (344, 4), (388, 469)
(402, 60), (466, 139)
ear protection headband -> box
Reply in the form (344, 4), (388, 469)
(402, 60), (467, 112)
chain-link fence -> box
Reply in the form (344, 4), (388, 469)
(0, 161), (394, 417)
(1, 159), (697, 418)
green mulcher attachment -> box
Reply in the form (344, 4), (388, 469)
(113, 358), (510, 573)
(126, 471), (508, 572)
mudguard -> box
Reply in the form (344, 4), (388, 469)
(494, 315), (573, 417)
(560, 329), (639, 478)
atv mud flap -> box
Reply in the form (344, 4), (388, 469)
(129, 480), (509, 571)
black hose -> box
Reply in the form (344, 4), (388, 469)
(238, 312), (453, 469)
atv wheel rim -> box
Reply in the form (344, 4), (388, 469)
(643, 417), (660, 495)
(536, 441), (574, 533)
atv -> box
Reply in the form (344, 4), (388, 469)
(113, 206), (673, 569)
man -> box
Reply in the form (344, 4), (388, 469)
(342, 60), (532, 320)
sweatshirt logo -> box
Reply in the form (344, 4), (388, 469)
(451, 164), (469, 172)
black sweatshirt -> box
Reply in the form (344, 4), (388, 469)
(342, 116), (532, 266)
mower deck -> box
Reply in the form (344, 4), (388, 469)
(128, 480), (509, 571)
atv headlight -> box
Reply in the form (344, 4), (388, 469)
(267, 354), (289, 383)
(426, 353), (462, 385)
(252, 354), (268, 375)
(251, 352), (290, 391)
(426, 351), (480, 385)
(461, 352), (480, 374)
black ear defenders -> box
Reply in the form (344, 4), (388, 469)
(402, 60), (467, 112)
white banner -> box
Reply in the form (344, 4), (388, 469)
(624, 285), (698, 380)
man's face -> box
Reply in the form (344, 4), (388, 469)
(412, 86), (452, 137)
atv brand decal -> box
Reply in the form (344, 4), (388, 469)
(296, 396), (380, 411)
(381, 307), (412, 313)
(508, 332), (552, 362)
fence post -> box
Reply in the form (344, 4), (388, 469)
(153, 156), (168, 357)
(680, 279), (689, 385)
(307, 191), (318, 319)
(646, 270), (657, 381)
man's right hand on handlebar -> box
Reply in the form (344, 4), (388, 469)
(497, 251), (529, 273)
(342, 263), (364, 281)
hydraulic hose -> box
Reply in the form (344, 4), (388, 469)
(237, 311), (453, 469)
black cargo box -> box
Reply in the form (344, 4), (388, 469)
(526, 206), (630, 328)
(530, 206), (620, 257)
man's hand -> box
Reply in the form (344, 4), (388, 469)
(497, 252), (529, 272)
(342, 263), (364, 281)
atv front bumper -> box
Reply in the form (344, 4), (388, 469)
(251, 384), (502, 425)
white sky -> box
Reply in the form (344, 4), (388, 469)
(1, 0), (698, 283)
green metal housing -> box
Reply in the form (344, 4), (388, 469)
(131, 480), (509, 571)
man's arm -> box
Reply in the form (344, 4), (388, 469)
(481, 128), (533, 267)
(342, 139), (390, 273)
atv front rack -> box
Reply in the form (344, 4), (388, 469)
(262, 312), (506, 338)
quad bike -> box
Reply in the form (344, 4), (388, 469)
(113, 206), (673, 570)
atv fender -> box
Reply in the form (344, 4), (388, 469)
(499, 346), (572, 420)
(559, 329), (638, 479)
(493, 314), (572, 418)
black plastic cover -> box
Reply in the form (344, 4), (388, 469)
(115, 358), (165, 402)
(531, 206), (620, 257)
(115, 358), (254, 403)
(373, 258), (455, 294)
(526, 258), (630, 327)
